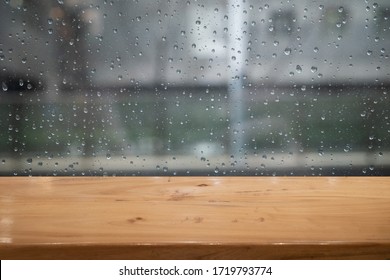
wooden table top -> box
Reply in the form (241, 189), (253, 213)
(0, 177), (389, 259)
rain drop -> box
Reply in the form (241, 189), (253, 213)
(284, 48), (292, 55)
(2, 82), (8, 92)
(344, 145), (352, 153)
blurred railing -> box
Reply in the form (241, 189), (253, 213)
(1, 84), (389, 175)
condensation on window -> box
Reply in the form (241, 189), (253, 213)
(0, 0), (389, 176)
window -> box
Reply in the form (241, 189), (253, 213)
(376, 6), (390, 36)
(0, 0), (389, 176)
(269, 9), (296, 36)
(322, 6), (348, 34)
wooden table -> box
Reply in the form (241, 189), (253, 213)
(0, 177), (389, 259)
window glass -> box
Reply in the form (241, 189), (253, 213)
(0, 0), (389, 175)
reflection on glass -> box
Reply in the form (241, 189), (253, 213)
(0, 0), (389, 175)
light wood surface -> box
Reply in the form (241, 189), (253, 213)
(0, 177), (389, 259)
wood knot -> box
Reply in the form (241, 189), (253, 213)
(127, 217), (144, 224)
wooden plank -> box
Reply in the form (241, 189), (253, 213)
(0, 177), (389, 259)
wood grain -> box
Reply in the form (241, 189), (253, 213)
(0, 177), (389, 259)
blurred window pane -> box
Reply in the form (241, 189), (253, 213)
(270, 9), (296, 35)
(377, 7), (390, 35)
(0, 0), (389, 176)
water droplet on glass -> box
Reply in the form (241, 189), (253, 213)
(2, 82), (8, 92)
(284, 48), (291, 55)
(311, 66), (318, 73)
(296, 65), (302, 73)
(26, 158), (32, 164)
(106, 153), (111, 160)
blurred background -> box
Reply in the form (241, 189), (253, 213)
(0, 0), (389, 175)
